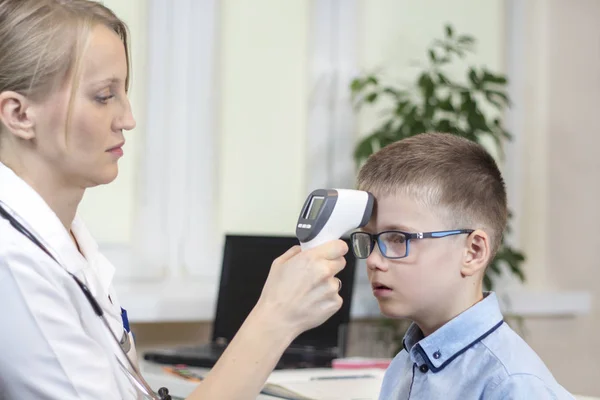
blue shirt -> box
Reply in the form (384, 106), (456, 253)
(378, 292), (574, 400)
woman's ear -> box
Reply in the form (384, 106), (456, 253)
(0, 91), (36, 140)
(461, 229), (491, 277)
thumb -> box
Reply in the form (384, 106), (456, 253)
(272, 244), (302, 266)
(308, 240), (349, 260)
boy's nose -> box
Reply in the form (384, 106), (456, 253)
(366, 249), (388, 272)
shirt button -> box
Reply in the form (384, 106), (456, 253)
(433, 351), (441, 359)
(419, 365), (429, 373)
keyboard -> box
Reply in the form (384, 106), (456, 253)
(143, 342), (338, 370)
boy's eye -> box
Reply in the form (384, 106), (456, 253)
(386, 233), (406, 243)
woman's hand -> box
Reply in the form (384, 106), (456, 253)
(254, 240), (349, 338)
(187, 239), (349, 400)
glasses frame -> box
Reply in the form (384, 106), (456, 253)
(350, 229), (474, 259)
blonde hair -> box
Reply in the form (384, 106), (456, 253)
(357, 132), (508, 257)
(0, 0), (130, 134)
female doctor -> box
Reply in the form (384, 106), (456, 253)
(0, 1), (349, 399)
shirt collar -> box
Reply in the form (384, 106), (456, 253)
(403, 292), (504, 372)
(0, 161), (85, 274)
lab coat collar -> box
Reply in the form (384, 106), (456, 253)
(0, 162), (86, 275)
(71, 216), (115, 297)
(0, 162), (124, 356)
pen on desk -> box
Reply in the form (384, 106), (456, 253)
(162, 366), (204, 383)
(310, 374), (375, 381)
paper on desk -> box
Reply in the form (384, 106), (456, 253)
(262, 368), (385, 400)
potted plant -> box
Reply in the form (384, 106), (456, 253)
(350, 24), (526, 355)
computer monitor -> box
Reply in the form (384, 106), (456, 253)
(212, 234), (356, 352)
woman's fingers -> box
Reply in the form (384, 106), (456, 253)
(256, 239), (349, 335)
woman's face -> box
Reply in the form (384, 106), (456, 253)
(30, 24), (136, 188)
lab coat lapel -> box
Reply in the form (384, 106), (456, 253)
(0, 163), (121, 333)
(71, 216), (115, 298)
(70, 218), (123, 331)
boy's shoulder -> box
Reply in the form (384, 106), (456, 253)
(481, 322), (552, 376)
(477, 323), (574, 398)
(379, 298), (574, 400)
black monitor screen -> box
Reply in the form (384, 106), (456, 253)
(212, 234), (356, 350)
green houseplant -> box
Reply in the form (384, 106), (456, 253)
(350, 24), (525, 290)
(350, 25), (526, 354)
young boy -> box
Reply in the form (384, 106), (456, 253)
(351, 133), (573, 399)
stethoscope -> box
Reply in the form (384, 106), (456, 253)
(0, 204), (173, 400)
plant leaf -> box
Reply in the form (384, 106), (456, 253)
(467, 108), (491, 135)
(350, 75), (379, 96)
(492, 118), (512, 140)
(382, 87), (409, 100)
(445, 24), (453, 38)
(482, 70), (507, 85)
(367, 75), (379, 85)
(433, 118), (458, 134)
(438, 96), (454, 112)
(429, 49), (437, 62)
(485, 91), (504, 110)
(395, 100), (411, 116)
(486, 90), (511, 107)
(460, 91), (475, 114)
(458, 35), (475, 45)
(418, 73), (436, 101)
(468, 68), (480, 88)
(365, 92), (379, 103)
(350, 78), (365, 94)
(437, 72), (451, 85)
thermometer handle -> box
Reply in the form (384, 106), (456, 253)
(300, 237), (335, 251)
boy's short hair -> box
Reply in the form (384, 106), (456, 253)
(357, 132), (508, 257)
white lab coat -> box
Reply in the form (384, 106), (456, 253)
(0, 162), (142, 399)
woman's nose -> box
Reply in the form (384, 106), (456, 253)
(116, 97), (136, 131)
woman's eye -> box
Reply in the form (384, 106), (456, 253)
(95, 93), (115, 104)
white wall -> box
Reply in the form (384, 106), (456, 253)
(218, 0), (310, 236)
(515, 0), (600, 394)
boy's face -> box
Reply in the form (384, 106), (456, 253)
(364, 192), (469, 323)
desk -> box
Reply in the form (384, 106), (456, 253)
(140, 360), (385, 400)
(142, 360), (600, 400)
(140, 360), (284, 399)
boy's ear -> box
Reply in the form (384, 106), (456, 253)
(0, 91), (36, 140)
(461, 229), (490, 277)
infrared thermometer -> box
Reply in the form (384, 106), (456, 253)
(296, 189), (375, 250)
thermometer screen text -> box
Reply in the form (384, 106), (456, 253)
(305, 196), (325, 220)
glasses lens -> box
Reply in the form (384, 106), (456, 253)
(351, 232), (372, 259)
(378, 232), (407, 258)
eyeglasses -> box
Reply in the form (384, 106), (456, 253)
(350, 229), (474, 259)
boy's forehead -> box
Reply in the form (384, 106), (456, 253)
(364, 191), (441, 232)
